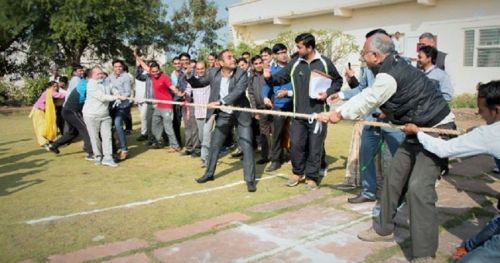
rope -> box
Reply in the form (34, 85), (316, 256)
(127, 97), (463, 136)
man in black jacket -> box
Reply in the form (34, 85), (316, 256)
(185, 49), (257, 192)
(318, 33), (455, 261)
(264, 33), (343, 190)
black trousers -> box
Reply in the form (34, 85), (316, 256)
(205, 112), (255, 183)
(290, 119), (327, 182)
(52, 110), (93, 155)
(270, 109), (289, 163)
(172, 104), (183, 147)
(377, 138), (441, 258)
(55, 105), (65, 135)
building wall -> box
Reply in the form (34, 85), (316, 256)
(229, 0), (500, 94)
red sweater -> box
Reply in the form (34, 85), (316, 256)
(152, 73), (174, 109)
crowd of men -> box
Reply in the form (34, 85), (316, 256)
(30, 29), (499, 262)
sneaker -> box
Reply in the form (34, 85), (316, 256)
(118, 151), (128, 161)
(42, 143), (50, 152)
(286, 174), (305, 187)
(49, 144), (60, 154)
(357, 227), (394, 242)
(493, 167), (499, 174)
(101, 159), (118, 167)
(306, 179), (319, 191)
(85, 155), (94, 161)
(94, 156), (102, 166)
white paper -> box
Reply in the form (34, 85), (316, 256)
(309, 71), (332, 99)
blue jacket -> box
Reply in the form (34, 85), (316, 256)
(261, 62), (292, 110)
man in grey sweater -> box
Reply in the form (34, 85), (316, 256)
(83, 66), (124, 167)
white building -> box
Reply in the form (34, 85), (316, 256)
(228, 0), (500, 95)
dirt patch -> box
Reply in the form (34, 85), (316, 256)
(452, 108), (484, 130)
(0, 106), (32, 114)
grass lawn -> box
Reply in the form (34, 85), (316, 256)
(0, 108), (356, 262)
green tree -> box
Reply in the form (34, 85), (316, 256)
(0, 0), (170, 77)
(167, 0), (225, 55)
(264, 29), (359, 63)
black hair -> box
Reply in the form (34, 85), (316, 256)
(112, 59), (125, 67)
(179, 52), (191, 60)
(172, 56), (180, 62)
(58, 76), (68, 84)
(72, 64), (83, 73)
(291, 51), (299, 60)
(272, 43), (287, 54)
(45, 81), (58, 90)
(218, 49), (230, 61)
(208, 52), (217, 58)
(251, 55), (262, 64)
(83, 68), (92, 79)
(295, 33), (315, 49)
(260, 47), (272, 55)
(123, 64), (129, 73)
(478, 80), (500, 109)
(149, 61), (160, 69)
(236, 57), (248, 64)
(190, 59), (197, 64)
(242, 51), (251, 56)
(365, 28), (389, 38)
(418, 45), (438, 65)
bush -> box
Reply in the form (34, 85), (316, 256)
(23, 76), (49, 105)
(0, 80), (25, 106)
(449, 93), (477, 109)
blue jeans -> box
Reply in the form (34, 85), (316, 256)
(459, 233), (500, 262)
(360, 126), (404, 200)
(464, 214), (500, 252)
(113, 106), (130, 152)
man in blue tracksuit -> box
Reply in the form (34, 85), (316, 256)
(262, 43), (293, 172)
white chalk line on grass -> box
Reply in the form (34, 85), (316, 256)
(25, 174), (287, 225)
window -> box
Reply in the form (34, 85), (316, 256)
(464, 27), (500, 67)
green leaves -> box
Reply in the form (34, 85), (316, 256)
(1, 0), (169, 76)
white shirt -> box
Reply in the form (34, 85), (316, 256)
(337, 73), (397, 120)
(220, 76), (232, 113)
(417, 121), (500, 159)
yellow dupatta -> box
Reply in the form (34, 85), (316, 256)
(43, 89), (57, 141)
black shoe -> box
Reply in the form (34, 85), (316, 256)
(182, 150), (193, 156)
(231, 150), (243, 158)
(256, 158), (269, 165)
(265, 162), (281, 172)
(125, 130), (132, 135)
(196, 175), (214, 184)
(191, 151), (201, 157)
(136, 134), (148, 141)
(49, 144), (60, 154)
(246, 181), (257, 192)
(347, 195), (375, 204)
(150, 143), (162, 149)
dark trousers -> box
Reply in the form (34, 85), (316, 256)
(124, 107), (132, 131)
(56, 105), (65, 134)
(205, 112), (255, 183)
(172, 104), (183, 148)
(290, 119), (327, 182)
(112, 106), (130, 151)
(270, 108), (290, 164)
(52, 110), (93, 155)
(377, 138), (441, 258)
(183, 106), (200, 152)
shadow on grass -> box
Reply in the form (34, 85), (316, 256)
(0, 148), (48, 166)
(0, 158), (49, 196)
(0, 138), (31, 147)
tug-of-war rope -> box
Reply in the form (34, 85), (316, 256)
(125, 97), (463, 136)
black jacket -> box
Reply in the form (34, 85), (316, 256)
(266, 52), (343, 114)
(379, 55), (450, 127)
